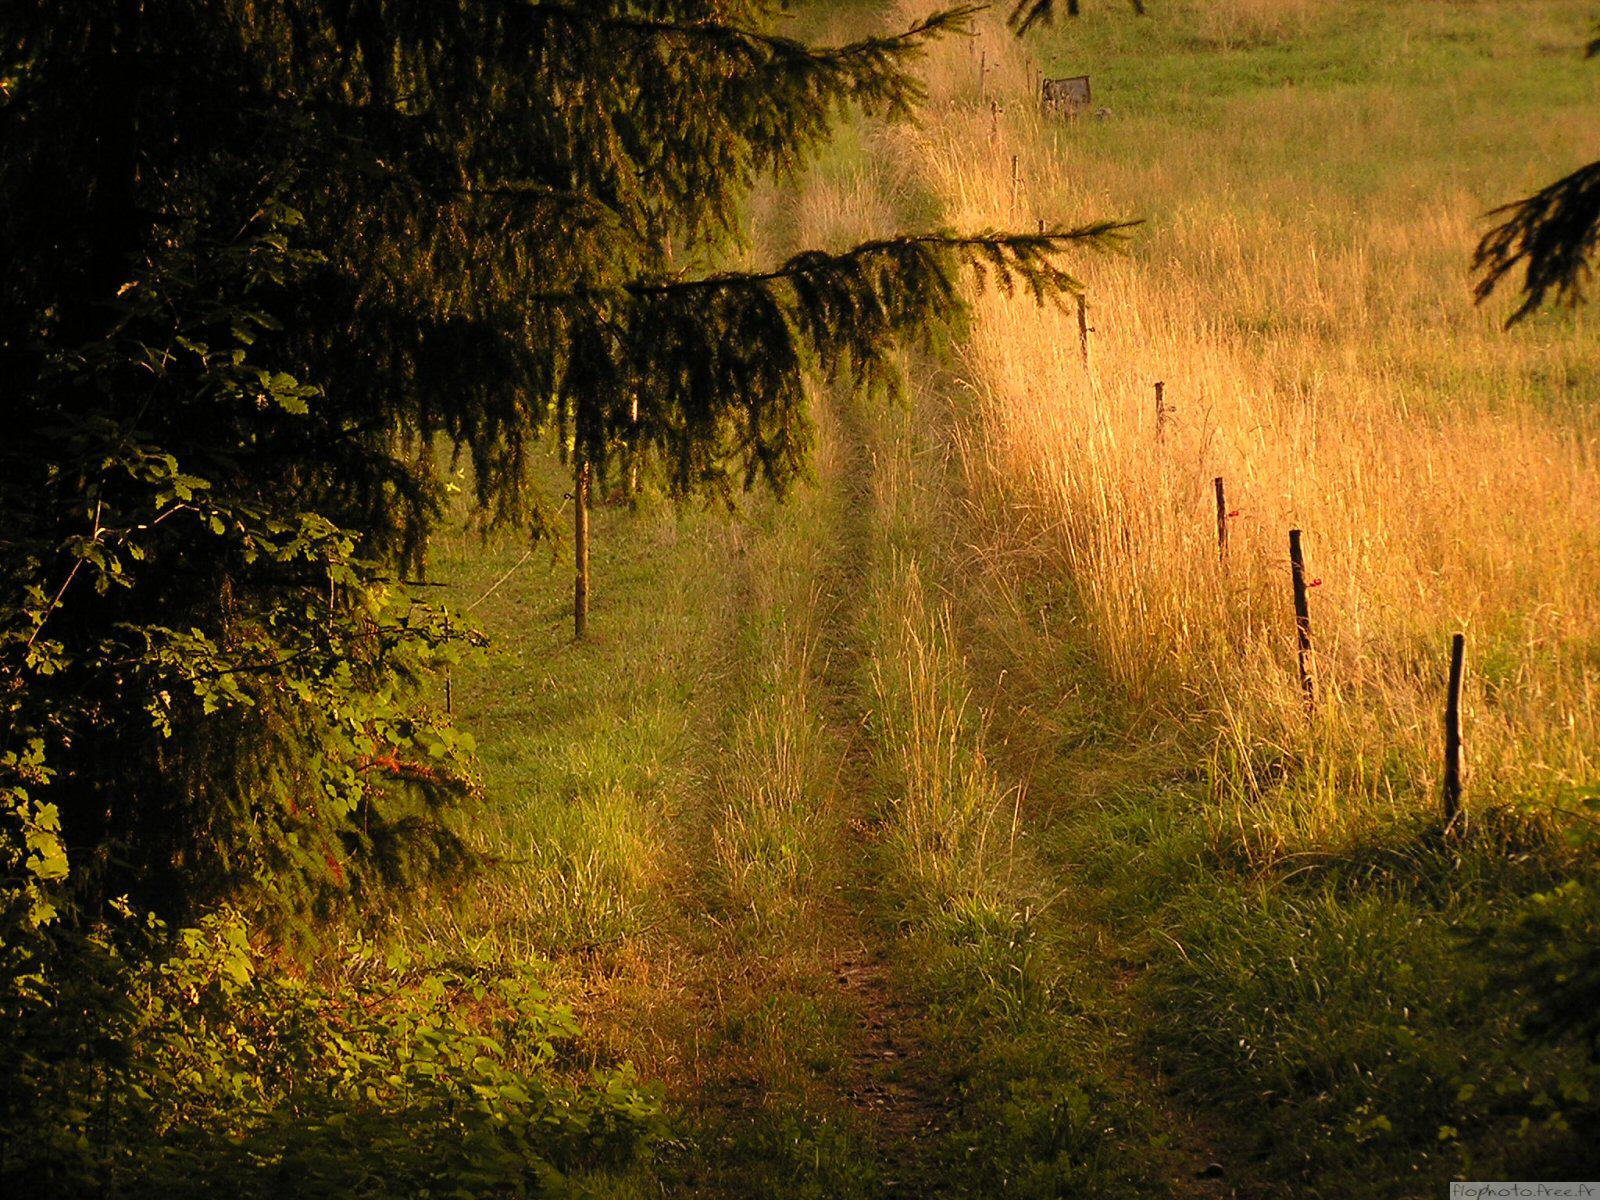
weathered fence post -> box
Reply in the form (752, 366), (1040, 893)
(443, 610), (453, 714)
(1010, 154), (1019, 216)
(1213, 476), (1228, 561)
(626, 392), (640, 499)
(1289, 528), (1314, 710)
(1155, 381), (1167, 442)
(1076, 294), (1090, 370)
(574, 456), (590, 640)
(1443, 632), (1466, 827)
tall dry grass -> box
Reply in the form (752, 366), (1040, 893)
(891, 1), (1600, 851)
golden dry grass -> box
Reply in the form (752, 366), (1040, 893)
(884, 0), (1600, 850)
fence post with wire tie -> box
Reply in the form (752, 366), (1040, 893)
(1213, 477), (1229, 562)
(1077, 293), (1091, 370)
(1289, 528), (1316, 711)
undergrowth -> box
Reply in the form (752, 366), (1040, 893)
(0, 908), (663, 1197)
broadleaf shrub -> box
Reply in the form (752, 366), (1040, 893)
(0, 907), (663, 1197)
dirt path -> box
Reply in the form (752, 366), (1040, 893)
(835, 944), (945, 1197)
(499, 8), (1270, 1191)
(812, 386), (952, 1197)
(579, 375), (961, 1199)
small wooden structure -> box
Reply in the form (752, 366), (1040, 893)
(1041, 75), (1091, 118)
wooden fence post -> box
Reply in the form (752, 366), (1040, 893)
(1289, 528), (1314, 710)
(1213, 476), (1228, 561)
(443, 610), (453, 714)
(626, 393), (640, 499)
(1443, 632), (1466, 827)
(1010, 154), (1019, 217)
(574, 455), (590, 640)
(1076, 293), (1090, 370)
(1155, 381), (1167, 442)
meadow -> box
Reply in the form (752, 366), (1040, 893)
(416, 1), (1600, 1195)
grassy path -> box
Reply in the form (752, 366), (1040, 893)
(422, 5), (1600, 1197)
(418, 10), (1239, 1195)
(425, 373), (960, 1198)
(423, 374), (1210, 1200)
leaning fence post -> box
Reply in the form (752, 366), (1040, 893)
(1443, 632), (1466, 827)
(1213, 477), (1228, 561)
(1289, 529), (1314, 710)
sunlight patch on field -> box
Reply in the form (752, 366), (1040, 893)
(894, 0), (1600, 854)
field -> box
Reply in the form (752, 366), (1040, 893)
(420, 2), (1600, 1196)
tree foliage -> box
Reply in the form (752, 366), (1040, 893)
(1008, 0), (1145, 37)
(1475, 158), (1600, 324)
(0, 0), (1120, 941)
(0, 906), (662, 1195)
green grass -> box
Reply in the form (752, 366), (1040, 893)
(417, 428), (902, 1196)
(1039, 1), (1598, 114)
(388, 4), (1600, 1196)
(934, 516), (1600, 1193)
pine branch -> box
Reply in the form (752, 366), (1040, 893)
(525, 2), (982, 68)
(1474, 159), (1600, 325)
(542, 223), (1138, 304)
(313, 0), (977, 117)
(544, 222), (1138, 499)
(278, 2), (986, 249)
(1009, 0), (1145, 36)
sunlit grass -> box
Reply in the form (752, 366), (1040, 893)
(895, 0), (1600, 861)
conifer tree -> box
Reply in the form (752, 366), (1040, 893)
(0, 0), (1124, 930)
